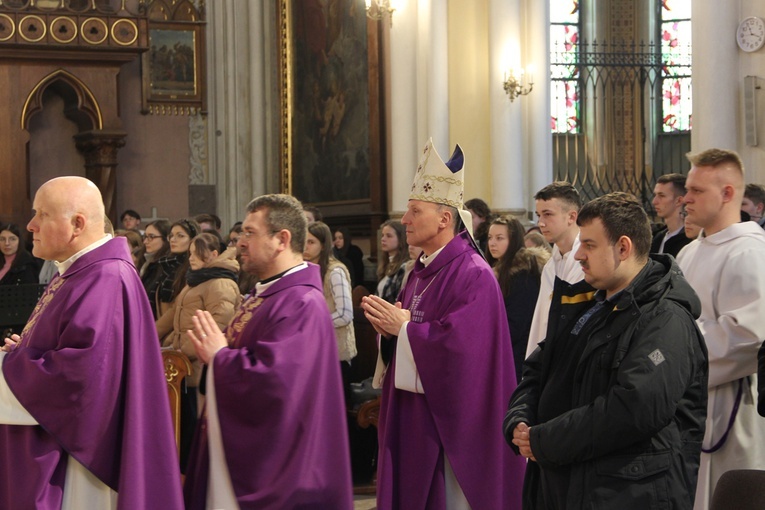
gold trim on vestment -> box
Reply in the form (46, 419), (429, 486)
(19, 276), (66, 346)
(227, 296), (264, 347)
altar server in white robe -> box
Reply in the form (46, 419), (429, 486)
(677, 148), (765, 510)
(525, 181), (585, 358)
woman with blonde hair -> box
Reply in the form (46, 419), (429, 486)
(376, 220), (409, 304)
(305, 221), (357, 398)
(488, 216), (550, 381)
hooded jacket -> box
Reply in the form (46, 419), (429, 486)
(504, 254), (708, 509)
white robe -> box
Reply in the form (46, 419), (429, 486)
(525, 234), (584, 358)
(676, 221), (765, 510)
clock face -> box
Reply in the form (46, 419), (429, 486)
(737, 16), (765, 52)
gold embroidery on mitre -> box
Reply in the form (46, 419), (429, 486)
(408, 138), (465, 209)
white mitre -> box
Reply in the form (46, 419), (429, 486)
(408, 138), (474, 237)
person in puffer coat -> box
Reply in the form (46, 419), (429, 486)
(504, 192), (708, 510)
(156, 232), (242, 472)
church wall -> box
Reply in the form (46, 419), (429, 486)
(736, 0), (765, 184)
(447, 0), (492, 205)
(116, 58), (192, 225)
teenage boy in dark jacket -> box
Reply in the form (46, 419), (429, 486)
(504, 192), (708, 510)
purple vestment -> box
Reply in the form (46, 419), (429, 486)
(377, 232), (525, 509)
(183, 264), (353, 509)
(0, 237), (184, 509)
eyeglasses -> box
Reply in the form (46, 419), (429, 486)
(144, 234), (163, 241)
(168, 233), (189, 240)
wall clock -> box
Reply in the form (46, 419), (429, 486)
(737, 16), (765, 52)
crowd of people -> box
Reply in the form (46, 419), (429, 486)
(0, 143), (764, 509)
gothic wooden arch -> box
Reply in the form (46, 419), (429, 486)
(0, 4), (146, 229)
(21, 69), (103, 132)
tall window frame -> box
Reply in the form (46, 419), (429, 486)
(658, 0), (692, 133)
(550, 0), (581, 134)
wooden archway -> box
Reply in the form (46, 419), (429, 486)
(0, 5), (147, 228)
(21, 69), (103, 132)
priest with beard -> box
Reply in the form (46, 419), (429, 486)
(184, 194), (353, 509)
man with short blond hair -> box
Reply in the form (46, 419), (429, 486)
(677, 148), (765, 510)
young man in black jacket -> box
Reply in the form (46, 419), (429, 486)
(504, 192), (708, 510)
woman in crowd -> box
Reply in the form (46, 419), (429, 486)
(376, 220), (409, 304)
(306, 222), (357, 397)
(465, 197), (496, 254)
(0, 224), (38, 287)
(141, 219), (172, 319)
(333, 226), (365, 287)
(157, 219), (200, 318)
(156, 232), (241, 471)
(0, 224), (39, 337)
(227, 222), (242, 247)
(488, 216), (550, 382)
(115, 228), (146, 269)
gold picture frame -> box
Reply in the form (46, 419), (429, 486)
(277, 0), (386, 219)
(141, 22), (206, 115)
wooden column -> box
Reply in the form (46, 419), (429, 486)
(75, 130), (127, 224)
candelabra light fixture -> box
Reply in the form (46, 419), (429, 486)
(503, 68), (534, 102)
(365, 0), (396, 27)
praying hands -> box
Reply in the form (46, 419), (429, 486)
(361, 295), (410, 337)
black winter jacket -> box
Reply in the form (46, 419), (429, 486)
(0, 250), (39, 286)
(504, 255), (708, 510)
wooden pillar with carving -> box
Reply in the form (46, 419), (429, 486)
(74, 130), (127, 223)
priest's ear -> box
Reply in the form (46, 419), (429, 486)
(70, 213), (87, 235)
(274, 228), (291, 252)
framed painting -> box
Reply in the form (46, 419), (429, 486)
(278, 0), (386, 228)
(141, 22), (206, 114)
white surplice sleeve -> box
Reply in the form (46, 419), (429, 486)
(0, 352), (37, 425)
(394, 321), (425, 394)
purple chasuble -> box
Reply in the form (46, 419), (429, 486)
(0, 237), (184, 509)
(183, 263), (353, 509)
(377, 231), (525, 509)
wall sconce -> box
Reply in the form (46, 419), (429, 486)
(365, 0), (396, 27)
(503, 68), (534, 102)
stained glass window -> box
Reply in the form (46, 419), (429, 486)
(660, 1), (692, 132)
(550, 0), (580, 133)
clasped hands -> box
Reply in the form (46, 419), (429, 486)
(360, 295), (410, 337)
(1, 334), (20, 353)
(513, 422), (537, 462)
